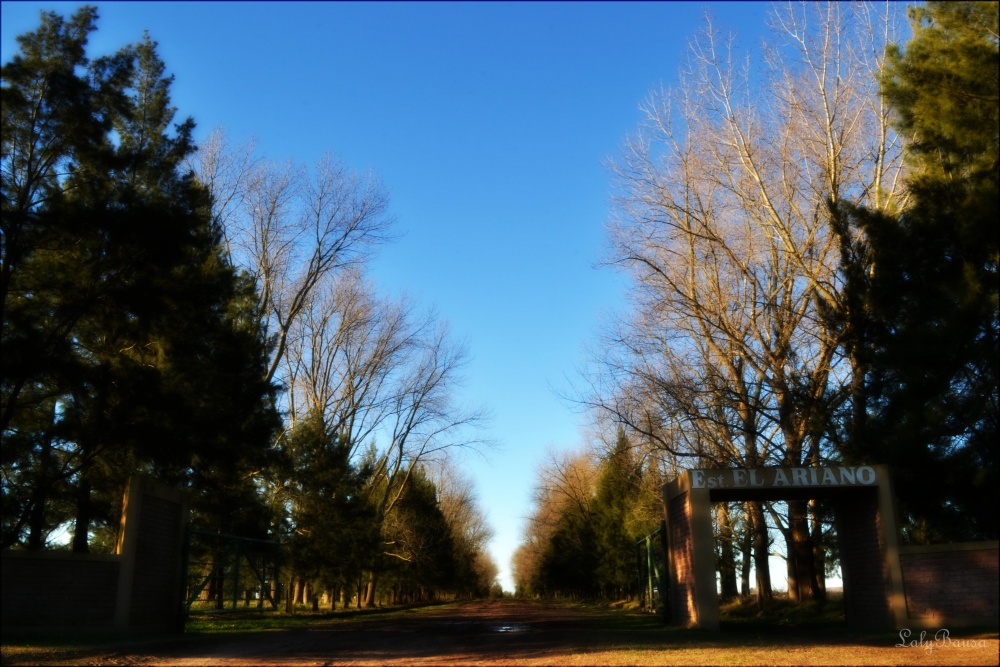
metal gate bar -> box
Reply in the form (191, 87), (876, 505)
(636, 521), (669, 619)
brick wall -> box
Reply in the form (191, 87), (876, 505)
(900, 543), (999, 622)
(1, 551), (120, 628)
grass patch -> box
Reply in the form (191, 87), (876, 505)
(521, 597), (670, 632)
(184, 610), (313, 634)
(534, 592), (849, 636)
(184, 599), (458, 634)
(0, 601), (455, 649)
(719, 592), (847, 630)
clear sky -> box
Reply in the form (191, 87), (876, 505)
(2, 0), (777, 591)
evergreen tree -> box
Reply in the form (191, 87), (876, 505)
(834, 1), (998, 541)
(591, 429), (645, 599)
(383, 468), (458, 599)
(1, 6), (119, 549)
(1, 8), (279, 550)
(539, 506), (597, 599)
(281, 412), (376, 603)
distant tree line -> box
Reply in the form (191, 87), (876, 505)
(512, 428), (664, 600)
(518, 1), (997, 603)
(1, 6), (498, 605)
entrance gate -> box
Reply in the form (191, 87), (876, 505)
(663, 464), (906, 630)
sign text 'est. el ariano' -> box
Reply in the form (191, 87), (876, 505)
(690, 466), (877, 490)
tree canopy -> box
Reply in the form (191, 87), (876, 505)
(1, 7), (280, 551)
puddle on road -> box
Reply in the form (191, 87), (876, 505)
(491, 624), (528, 633)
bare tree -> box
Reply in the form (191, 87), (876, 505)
(595, 1), (907, 603)
(432, 460), (494, 559)
(190, 128), (394, 387)
(359, 320), (489, 605)
(185, 128), (259, 257)
(431, 460), (499, 594)
(284, 268), (415, 446)
(512, 448), (597, 595)
(191, 130), (489, 604)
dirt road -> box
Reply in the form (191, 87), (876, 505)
(3, 599), (997, 666)
(167, 600), (639, 665)
(5, 601), (653, 666)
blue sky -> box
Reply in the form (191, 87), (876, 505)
(2, 0), (776, 591)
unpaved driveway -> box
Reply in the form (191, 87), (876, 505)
(169, 600), (619, 665)
(3, 599), (997, 666)
(4, 601), (643, 666)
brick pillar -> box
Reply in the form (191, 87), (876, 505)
(664, 478), (718, 629)
(835, 488), (893, 629)
(115, 478), (189, 631)
(899, 543), (1000, 626)
(667, 492), (696, 626)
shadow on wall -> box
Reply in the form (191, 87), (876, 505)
(899, 542), (1000, 628)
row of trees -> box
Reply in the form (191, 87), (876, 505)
(521, 1), (997, 603)
(513, 422), (838, 602)
(512, 428), (664, 599)
(188, 125), (493, 603)
(1, 7), (498, 604)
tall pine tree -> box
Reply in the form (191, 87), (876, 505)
(834, 1), (998, 542)
(1, 8), (280, 550)
(591, 429), (646, 599)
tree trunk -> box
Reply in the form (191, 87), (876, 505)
(740, 503), (753, 597)
(785, 499), (821, 602)
(362, 575), (377, 608)
(749, 501), (772, 605)
(72, 476), (92, 553)
(810, 499), (827, 600)
(26, 484), (48, 550)
(215, 560), (227, 609)
(717, 503), (739, 599)
(207, 564), (221, 609)
(784, 527), (797, 602)
(27, 435), (56, 550)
